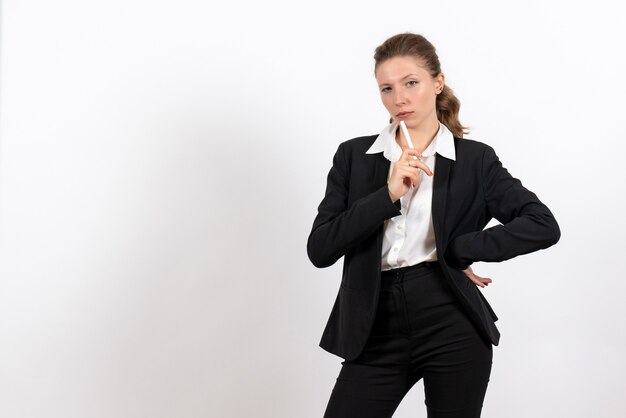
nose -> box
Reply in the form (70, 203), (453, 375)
(392, 88), (406, 106)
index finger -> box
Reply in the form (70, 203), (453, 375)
(406, 158), (433, 176)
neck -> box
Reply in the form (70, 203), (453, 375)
(396, 117), (440, 153)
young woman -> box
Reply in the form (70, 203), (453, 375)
(307, 33), (561, 418)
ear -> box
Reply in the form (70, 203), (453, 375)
(436, 72), (445, 91)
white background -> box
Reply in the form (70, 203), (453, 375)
(1, 1), (625, 417)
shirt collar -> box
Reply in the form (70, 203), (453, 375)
(365, 120), (456, 162)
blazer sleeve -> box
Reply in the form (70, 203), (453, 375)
(307, 142), (402, 268)
(445, 145), (561, 269)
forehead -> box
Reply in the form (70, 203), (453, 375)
(376, 56), (430, 82)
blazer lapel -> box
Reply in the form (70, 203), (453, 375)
(432, 154), (452, 250)
(372, 153), (390, 189)
(372, 153), (391, 264)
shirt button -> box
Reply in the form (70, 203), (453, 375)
(393, 247), (399, 252)
(396, 225), (402, 230)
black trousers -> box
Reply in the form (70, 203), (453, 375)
(323, 261), (493, 418)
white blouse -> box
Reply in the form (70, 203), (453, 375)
(365, 120), (457, 271)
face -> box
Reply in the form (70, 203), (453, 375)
(375, 56), (444, 129)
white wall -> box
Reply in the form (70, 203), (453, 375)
(1, 1), (624, 417)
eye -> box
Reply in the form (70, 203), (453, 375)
(381, 87), (391, 93)
(407, 80), (418, 87)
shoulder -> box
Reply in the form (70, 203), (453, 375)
(453, 136), (494, 153)
(337, 134), (379, 154)
(327, 134), (379, 167)
(324, 134), (379, 172)
(452, 136), (498, 163)
(452, 137), (508, 180)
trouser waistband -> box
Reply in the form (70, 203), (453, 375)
(380, 261), (441, 285)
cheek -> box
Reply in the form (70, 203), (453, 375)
(415, 91), (435, 106)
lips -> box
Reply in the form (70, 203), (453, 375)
(396, 111), (413, 117)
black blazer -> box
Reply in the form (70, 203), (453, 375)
(307, 133), (561, 361)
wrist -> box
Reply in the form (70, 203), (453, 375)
(387, 184), (399, 203)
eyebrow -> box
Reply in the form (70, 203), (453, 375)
(378, 73), (420, 87)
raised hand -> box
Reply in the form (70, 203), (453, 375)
(387, 149), (433, 202)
